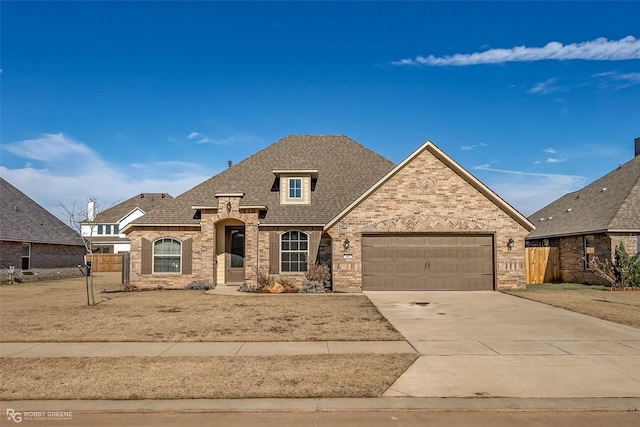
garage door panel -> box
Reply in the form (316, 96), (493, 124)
(362, 234), (494, 291)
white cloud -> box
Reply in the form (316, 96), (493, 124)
(4, 132), (93, 161)
(393, 36), (640, 66)
(473, 165), (585, 215)
(188, 132), (200, 139)
(1, 133), (211, 221)
(546, 157), (565, 163)
(543, 147), (557, 154)
(461, 143), (487, 151)
(594, 70), (640, 89)
(528, 78), (563, 95)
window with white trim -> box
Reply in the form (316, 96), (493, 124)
(289, 178), (302, 199)
(22, 243), (31, 270)
(281, 231), (308, 272)
(153, 238), (181, 273)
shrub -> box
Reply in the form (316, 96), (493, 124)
(305, 264), (331, 289)
(237, 283), (255, 293)
(615, 243), (640, 287)
(589, 243), (640, 288)
(254, 267), (275, 291)
(299, 281), (326, 294)
(277, 275), (298, 292)
(185, 280), (214, 290)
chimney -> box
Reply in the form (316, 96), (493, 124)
(635, 136), (640, 157)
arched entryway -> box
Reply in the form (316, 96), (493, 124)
(215, 219), (246, 284)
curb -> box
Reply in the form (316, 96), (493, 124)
(2, 397), (640, 413)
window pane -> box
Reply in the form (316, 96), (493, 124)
(114, 224), (119, 234)
(97, 225), (103, 235)
(153, 238), (181, 272)
(280, 231), (309, 274)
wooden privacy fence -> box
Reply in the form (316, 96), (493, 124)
(525, 247), (560, 284)
(85, 253), (123, 272)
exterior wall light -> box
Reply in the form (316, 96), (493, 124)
(343, 238), (350, 250)
(507, 237), (515, 251)
(226, 201), (232, 213)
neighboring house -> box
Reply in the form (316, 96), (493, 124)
(526, 137), (640, 285)
(0, 177), (85, 281)
(122, 135), (534, 292)
(81, 193), (174, 253)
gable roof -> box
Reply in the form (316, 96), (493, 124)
(0, 177), (84, 246)
(326, 140), (535, 231)
(527, 154), (640, 239)
(90, 193), (174, 223)
(127, 135), (395, 228)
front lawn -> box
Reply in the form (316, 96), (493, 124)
(504, 283), (640, 328)
(0, 274), (403, 342)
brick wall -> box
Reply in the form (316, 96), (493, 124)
(326, 145), (531, 292)
(126, 226), (202, 289)
(559, 233), (639, 285)
(0, 241), (85, 269)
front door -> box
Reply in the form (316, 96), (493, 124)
(225, 226), (245, 283)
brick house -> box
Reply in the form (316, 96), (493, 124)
(1, 177), (85, 282)
(526, 138), (640, 285)
(122, 135), (534, 291)
(81, 193), (173, 253)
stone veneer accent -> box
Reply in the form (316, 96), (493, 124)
(326, 145), (530, 292)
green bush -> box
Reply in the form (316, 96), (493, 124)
(614, 243), (640, 287)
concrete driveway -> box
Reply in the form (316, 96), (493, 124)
(365, 291), (640, 399)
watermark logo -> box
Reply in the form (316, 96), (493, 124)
(6, 409), (22, 423)
(6, 409), (72, 423)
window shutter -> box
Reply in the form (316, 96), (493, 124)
(309, 231), (321, 264)
(269, 231), (279, 274)
(141, 238), (152, 274)
(182, 238), (192, 275)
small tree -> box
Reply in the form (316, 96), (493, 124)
(60, 198), (100, 305)
(589, 242), (640, 288)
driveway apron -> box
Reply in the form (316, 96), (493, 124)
(365, 291), (640, 399)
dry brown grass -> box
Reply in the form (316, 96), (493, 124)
(504, 284), (640, 329)
(0, 354), (418, 400)
(0, 274), (403, 342)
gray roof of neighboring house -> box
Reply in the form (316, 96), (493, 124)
(0, 177), (84, 246)
(90, 193), (174, 223)
(527, 153), (640, 239)
(130, 135), (396, 227)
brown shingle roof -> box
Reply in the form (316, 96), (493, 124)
(90, 193), (174, 223)
(131, 135), (395, 227)
(0, 177), (84, 245)
(527, 154), (640, 239)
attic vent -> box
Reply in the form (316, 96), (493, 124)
(539, 218), (545, 222)
(548, 216), (553, 220)
(161, 193), (165, 198)
(140, 194), (144, 198)
(566, 208), (572, 212)
(601, 187), (607, 192)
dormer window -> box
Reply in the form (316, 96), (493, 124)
(273, 169), (318, 205)
(289, 178), (302, 199)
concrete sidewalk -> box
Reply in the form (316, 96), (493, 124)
(0, 340), (415, 358)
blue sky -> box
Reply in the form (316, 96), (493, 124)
(2, 1), (639, 220)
